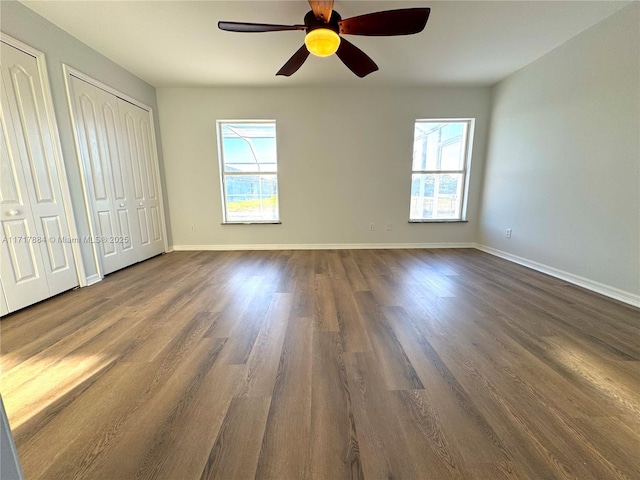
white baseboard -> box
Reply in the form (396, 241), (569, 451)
(474, 244), (640, 308)
(171, 242), (476, 251)
(85, 274), (102, 286)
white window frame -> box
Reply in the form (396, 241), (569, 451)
(409, 118), (475, 222)
(216, 119), (281, 224)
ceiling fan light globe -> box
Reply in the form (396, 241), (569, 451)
(305, 28), (340, 57)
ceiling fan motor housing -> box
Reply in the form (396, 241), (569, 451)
(304, 10), (342, 34)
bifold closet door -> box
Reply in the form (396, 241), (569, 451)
(0, 41), (78, 312)
(69, 77), (139, 274)
(69, 75), (164, 275)
(0, 281), (8, 317)
(117, 99), (164, 260)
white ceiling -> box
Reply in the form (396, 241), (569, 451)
(21, 0), (630, 88)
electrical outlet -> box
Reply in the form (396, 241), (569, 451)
(386, 222), (393, 231)
(506, 228), (512, 238)
(369, 222), (375, 231)
(190, 224), (195, 233)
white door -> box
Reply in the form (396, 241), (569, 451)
(0, 41), (78, 311)
(0, 70), (49, 310)
(68, 74), (165, 275)
(0, 280), (8, 317)
(69, 77), (139, 274)
(117, 99), (164, 260)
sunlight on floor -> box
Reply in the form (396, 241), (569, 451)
(0, 354), (115, 430)
(550, 340), (640, 416)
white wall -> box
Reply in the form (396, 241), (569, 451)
(158, 86), (490, 248)
(478, 3), (640, 299)
(1, 1), (170, 278)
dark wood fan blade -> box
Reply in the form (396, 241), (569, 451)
(308, 0), (334, 22)
(218, 21), (306, 33)
(335, 38), (378, 78)
(339, 8), (430, 36)
(276, 45), (310, 76)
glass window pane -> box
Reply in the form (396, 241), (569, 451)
(413, 125), (441, 170)
(224, 174), (279, 222)
(218, 121), (279, 222)
(412, 121), (467, 171)
(221, 123), (278, 173)
(440, 141), (463, 170)
(410, 173), (463, 220)
(440, 123), (464, 142)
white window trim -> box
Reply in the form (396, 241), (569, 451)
(409, 118), (475, 222)
(216, 119), (281, 224)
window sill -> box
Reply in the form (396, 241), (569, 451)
(221, 221), (282, 225)
(409, 219), (468, 223)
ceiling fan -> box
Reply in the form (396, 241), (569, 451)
(218, 1), (430, 78)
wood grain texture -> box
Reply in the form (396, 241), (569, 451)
(310, 332), (363, 480)
(1, 249), (638, 479)
(200, 396), (271, 480)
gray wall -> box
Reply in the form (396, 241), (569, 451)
(0, 396), (24, 480)
(478, 3), (640, 297)
(157, 86), (491, 248)
(0, 1), (170, 278)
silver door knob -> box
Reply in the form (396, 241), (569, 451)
(138, 202), (143, 207)
(119, 203), (125, 207)
(6, 210), (19, 216)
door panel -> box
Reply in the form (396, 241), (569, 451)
(78, 93), (109, 201)
(101, 103), (127, 200)
(0, 280), (8, 317)
(1, 217), (49, 307)
(4, 219), (38, 281)
(70, 77), (139, 274)
(123, 112), (144, 200)
(9, 65), (55, 203)
(95, 87), (141, 257)
(118, 99), (164, 259)
(0, 112), (20, 204)
(40, 215), (70, 272)
(140, 119), (156, 200)
(117, 209), (133, 251)
(0, 52), (50, 311)
(96, 210), (116, 257)
(150, 206), (161, 242)
(137, 208), (149, 245)
(1, 41), (77, 302)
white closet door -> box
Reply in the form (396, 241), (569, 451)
(0, 42), (77, 311)
(0, 280), (8, 317)
(69, 77), (139, 274)
(118, 99), (164, 260)
(0, 69), (49, 310)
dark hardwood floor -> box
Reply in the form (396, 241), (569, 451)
(1, 249), (639, 479)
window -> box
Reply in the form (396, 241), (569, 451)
(410, 119), (474, 221)
(217, 120), (280, 223)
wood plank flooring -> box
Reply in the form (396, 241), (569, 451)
(1, 249), (639, 480)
